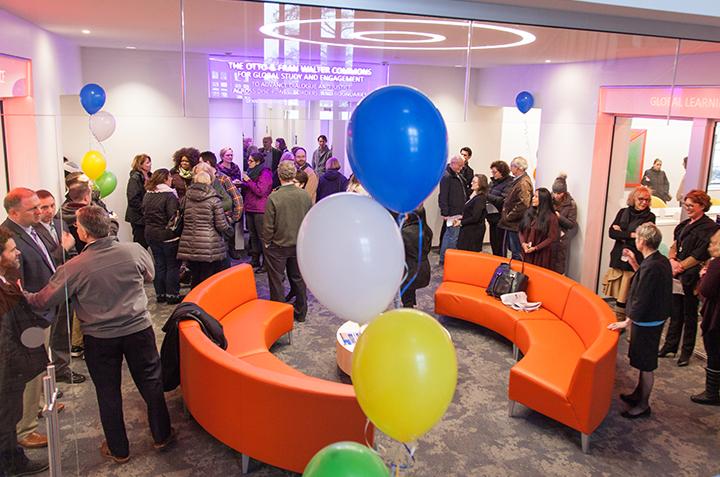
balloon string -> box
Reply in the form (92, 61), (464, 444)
(390, 441), (417, 475)
(523, 115), (531, 169)
(398, 212), (422, 305)
(88, 115), (106, 156)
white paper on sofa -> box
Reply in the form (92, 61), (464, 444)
(501, 291), (542, 313)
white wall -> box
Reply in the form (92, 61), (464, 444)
(475, 51), (720, 283)
(0, 8), (82, 222)
(60, 48), (211, 241)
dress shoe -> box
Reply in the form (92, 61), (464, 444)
(101, 440), (130, 464)
(6, 457), (49, 476)
(56, 389), (64, 399)
(677, 356), (691, 367)
(619, 393), (640, 406)
(658, 346), (675, 358)
(70, 346), (84, 358)
(254, 266), (266, 274)
(56, 371), (86, 384)
(285, 291), (296, 302)
(38, 402), (65, 418)
(18, 432), (48, 448)
(154, 427), (176, 450)
(621, 407), (651, 419)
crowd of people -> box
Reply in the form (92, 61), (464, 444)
(0, 137), (717, 475)
(438, 151), (578, 275)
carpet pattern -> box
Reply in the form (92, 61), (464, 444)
(31, 251), (720, 476)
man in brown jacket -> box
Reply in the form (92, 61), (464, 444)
(499, 156), (533, 260)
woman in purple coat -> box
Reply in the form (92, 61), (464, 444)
(240, 153), (273, 273)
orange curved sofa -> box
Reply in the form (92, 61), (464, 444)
(179, 264), (373, 473)
(435, 250), (618, 453)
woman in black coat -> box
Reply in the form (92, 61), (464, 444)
(142, 169), (182, 304)
(125, 153), (151, 248)
(659, 190), (718, 366)
(455, 174), (489, 253)
(487, 161), (512, 256)
(602, 186), (655, 324)
(608, 223), (673, 419)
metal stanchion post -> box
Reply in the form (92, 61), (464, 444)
(42, 365), (62, 477)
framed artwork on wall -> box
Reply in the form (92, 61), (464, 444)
(625, 129), (647, 188)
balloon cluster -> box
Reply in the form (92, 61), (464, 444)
(300, 86), (458, 475)
(79, 84), (117, 198)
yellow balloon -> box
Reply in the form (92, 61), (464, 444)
(81, 150), (107, 180)
(351, 309), (457, 443)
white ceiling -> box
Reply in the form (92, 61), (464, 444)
(1, 0), (719, 68)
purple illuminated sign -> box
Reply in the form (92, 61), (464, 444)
(209, 57), (386, 103)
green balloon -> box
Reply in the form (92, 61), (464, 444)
(303, 442), (389, 477)
(95, 170), (117, 198)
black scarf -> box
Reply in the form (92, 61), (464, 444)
(247, 163), (264, 181)
(619, 206), (654, 232)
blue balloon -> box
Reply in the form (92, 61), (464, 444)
(347, 85), (447, 213)
(515, 91), (534, 114)
(79, 83), (106, 115)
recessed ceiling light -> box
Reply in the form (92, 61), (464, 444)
(126, 46), (136, 49)
(259, 19), (535, 51)
(82, 30), (90, 34)
(545, 59), (551, 63)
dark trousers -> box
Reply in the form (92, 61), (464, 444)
(664, 286), (700, 358)
(488, 220), (505, 257)
(130, 223), (148, 249)
(188, 260), (223, 289)
(504, 230), (522, 260)
(703, 327), (720, 370)
(50, 305), (72, 378)
(84, 327), (171, 459)
(246, 212), (265, 267)
(264, 243), (307, 321)
(148, 240), (181, 297)
(0, 384), (28, 475)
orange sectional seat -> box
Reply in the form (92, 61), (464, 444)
(179, 264), (373, 473)
(434, 250), (618, 452)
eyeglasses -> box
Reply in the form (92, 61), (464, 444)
(683, 202), (699, 209)
(637, 197), (651, 203)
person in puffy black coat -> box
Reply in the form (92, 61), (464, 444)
(142, 169), (182, 304)
(176, 171), (228, 288)
(550, 173), (578, 275)
(126, 153), (151, 249)
(316, 158), (349, 202)
(487, 161), (512, 256)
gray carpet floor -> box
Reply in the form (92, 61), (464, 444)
(29, 249), (720, 476)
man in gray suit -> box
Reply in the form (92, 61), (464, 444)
(35, 190), (79, 379)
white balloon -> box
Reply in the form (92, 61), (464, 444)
(297, 192), (405, 324)
(90, 110), (116, 142)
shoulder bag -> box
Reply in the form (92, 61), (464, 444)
(167, 197), (186, 237)
(486, 257), (529, 299)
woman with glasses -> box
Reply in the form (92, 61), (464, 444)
(602, 186), (655, 325)
(239, 153), (273, 273)
(658, 190), (718, 366)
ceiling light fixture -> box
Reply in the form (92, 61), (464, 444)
(126, 46), (136, 49)
(349, 31), (446, 44)
(259, 18), (535, 51)
(82, 30), (90, 34)
(545, 59), (551, 63)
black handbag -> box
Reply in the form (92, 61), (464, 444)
(486, 257), (529, 299)
(167, 197), (186, 237)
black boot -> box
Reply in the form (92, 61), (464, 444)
(691, 368), (720, 406)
